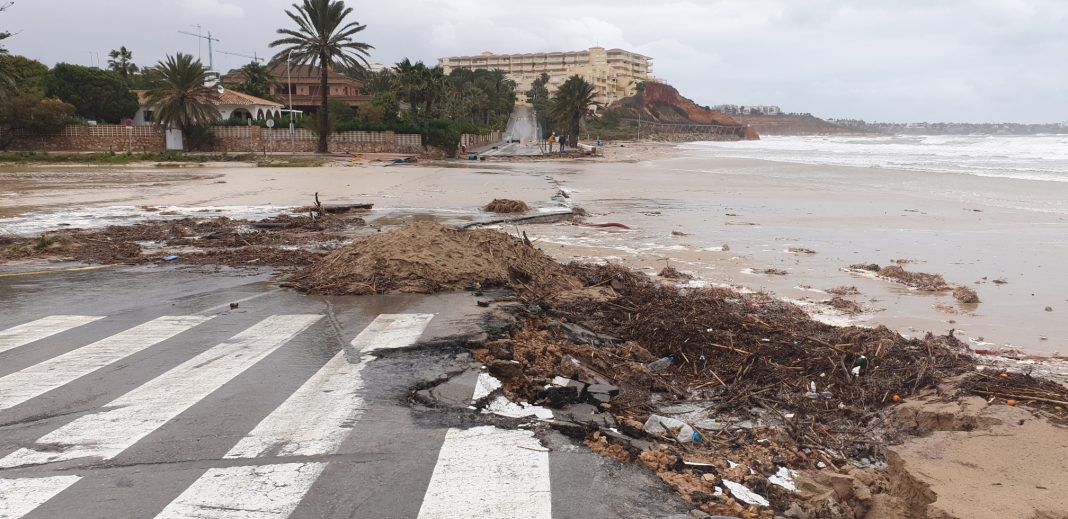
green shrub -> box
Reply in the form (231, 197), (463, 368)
(33, 235), (53, 250)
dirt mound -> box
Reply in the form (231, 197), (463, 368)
(877, 265), (949, 291)
(287, 221), (581, 296)
(484, 199), (530, 213)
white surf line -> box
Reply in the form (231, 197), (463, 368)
(417, 426), (552, 519)
(153, 462), (326, 519)
(0, 315), (322, 469)
(224, 313), (433, 459)
(0, 315), (104, 355)
(0, 316), (212, 412)
(351, 314), (435, 354)
(0, 475), (81, 519)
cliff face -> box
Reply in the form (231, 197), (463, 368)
(603, 82), (759, 141)
(731, 114), (854, 136)
(640, 82), (742, 126)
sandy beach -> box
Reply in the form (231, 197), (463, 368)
(5, 146), (1065, 361)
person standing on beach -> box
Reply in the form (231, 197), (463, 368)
(548, 133), (556, 152)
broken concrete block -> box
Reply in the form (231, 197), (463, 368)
(644, 414), (699, 443)
(487, 360), (523, 379)
(540, 385), (579, 407)
(587, 384), (620, 397)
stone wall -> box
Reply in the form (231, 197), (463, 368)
(2, 125), (166, 152)
(1, 125), (426, 155)
(210, 127), (425, 154)
(459, 131), (503, 151)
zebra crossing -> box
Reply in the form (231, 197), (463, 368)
(0, 309), (560, 518)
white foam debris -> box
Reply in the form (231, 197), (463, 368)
(472, 373), (503, 401)
(483, 396), (554, 420)
(722, 479), (770, 507)
(769, 466), (797, 491)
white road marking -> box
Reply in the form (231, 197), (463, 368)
(224, 313), (433, 459)
(0, 315), (322, 469)
(0, 475), (81, 519)
(0, 316), (212, 411)
(351, 314), (435, 354)
(0, 316), (103, 355)
(153, 462), (326, 519)
(417, 426), (552, 519)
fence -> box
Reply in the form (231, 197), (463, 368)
(460, 131), (503, 151)
(1, 124), (426, 154)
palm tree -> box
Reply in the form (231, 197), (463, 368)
(107, 46), (138, 80)
(270, 0), (372, 153)
(145, 53), (220, 135)
(550, 75), (601, 148)
(233, 61), (276, 100)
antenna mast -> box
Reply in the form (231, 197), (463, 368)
(178, 28), (221, 70)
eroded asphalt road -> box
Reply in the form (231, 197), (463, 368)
(0, 265), (688, 518)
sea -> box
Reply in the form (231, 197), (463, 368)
(682, 134), (1068, 185)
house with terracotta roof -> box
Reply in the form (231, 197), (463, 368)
(222, 64), (371, 112)
(131, 89), (285, 126)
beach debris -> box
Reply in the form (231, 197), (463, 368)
(877, 265), (950, 291)
(992, 278), (1008, 285)
(163, 255), (180, 261)
(849, 263), (881, 272)
(574, 222), (632, 230)
(671, 230), (689, 237)
(953, 286), (981, 304)
(962, 371), (1068, 419)
(484, 198), (530, 213)
(1045, 306), (1053, 312)
(721, 243), (730, 252)
(570, 206), (589, 216)
(229, 302), (239, 310)
(287, 221), (581, 296)
(787, 247), (816, 255)
(826, 285), (861, 296)
(658, 266), (693, 280)
(827, 297), (864, 314)
(758, 268), (788, 276)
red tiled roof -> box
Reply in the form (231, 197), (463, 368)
(131, 89), (282, 108)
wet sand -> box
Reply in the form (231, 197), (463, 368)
(3, 150), (1067, 356)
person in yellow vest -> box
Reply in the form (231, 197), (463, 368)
(547, 133), (556, 151)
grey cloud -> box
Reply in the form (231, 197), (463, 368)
(3, 0), (1065, 122)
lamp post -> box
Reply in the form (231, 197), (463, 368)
(287, 51), (295, 153)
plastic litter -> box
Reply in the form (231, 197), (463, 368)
(163, 255), (179, 261)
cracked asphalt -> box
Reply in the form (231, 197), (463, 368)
(0, 265), (689, 518)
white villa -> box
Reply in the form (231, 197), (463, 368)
(132, 89), (284, 126)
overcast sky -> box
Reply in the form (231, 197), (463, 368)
(4, 0), (1066, 123)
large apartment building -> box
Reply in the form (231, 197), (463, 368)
(438, 46), (652, 107)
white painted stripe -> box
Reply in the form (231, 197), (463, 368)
(153, 463), (326, 519)
(0, 316), (212, 411)
(0, 475), (81, 519)
(0, 315), (322, 469)
(224, 313), (433, 459)
(0, 315), (103, 355)
(351, 313), (434, 354)
(417, 426), (552, 519)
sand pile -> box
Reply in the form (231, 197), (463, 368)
(484, 199), (530, 213)
(287, 221), (581, 296)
